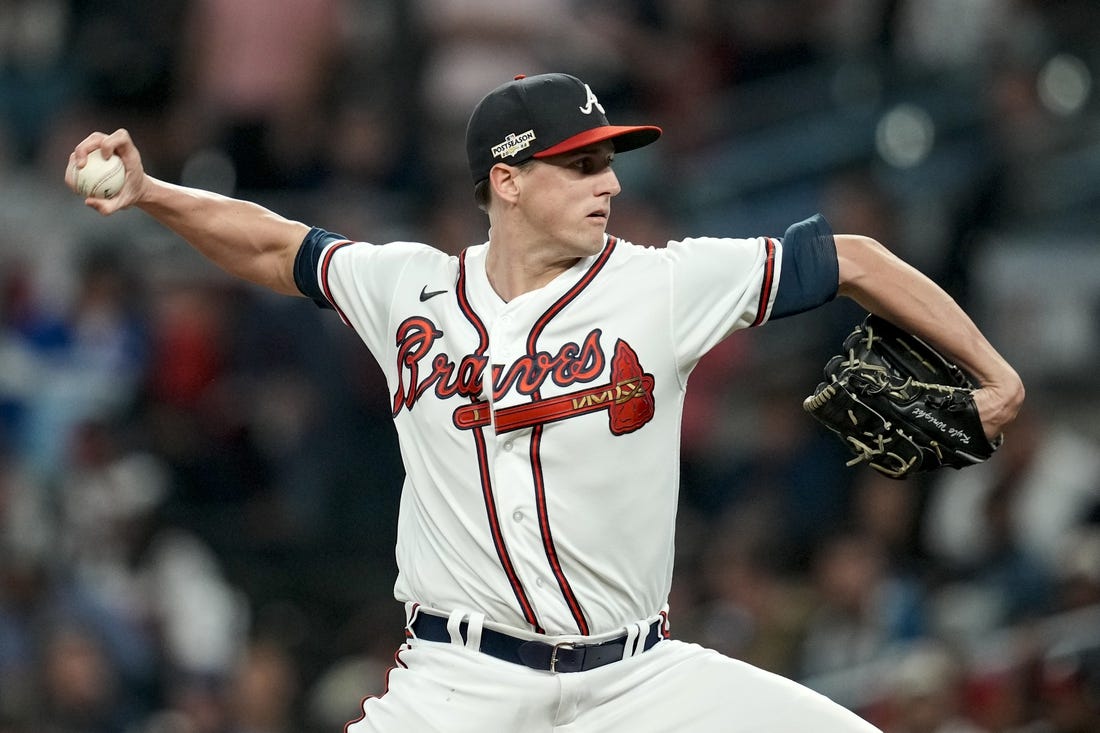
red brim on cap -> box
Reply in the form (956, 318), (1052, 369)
(533, 125), (663, 158)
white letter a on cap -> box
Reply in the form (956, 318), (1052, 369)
(579, 84), (605, 115)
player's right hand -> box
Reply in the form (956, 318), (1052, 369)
(66, 128), (148, 216)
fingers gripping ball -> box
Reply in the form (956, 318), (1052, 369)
(73, 149), (126, 199)
(803, 314), (1001, 479)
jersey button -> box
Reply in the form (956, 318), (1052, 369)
(503, 441), (514, 452)
(512, 510), (524, 522)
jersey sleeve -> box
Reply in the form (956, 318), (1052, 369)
(292, 226), (438, 355)
(770, 213), (838, 319)
(666, 213), (838, 363)
(667, 231), (779, 362)
(294, 226), (350, 309)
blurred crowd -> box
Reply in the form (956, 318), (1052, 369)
(2, 1), (1100, 732)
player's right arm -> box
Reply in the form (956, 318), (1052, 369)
(66, 129), (308, 296)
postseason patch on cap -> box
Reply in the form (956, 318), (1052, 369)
(492, 130), (537, 160)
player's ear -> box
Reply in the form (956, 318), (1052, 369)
(489, 163), (522, 206)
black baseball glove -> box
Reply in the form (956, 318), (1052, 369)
(803, 314), (1001, 479)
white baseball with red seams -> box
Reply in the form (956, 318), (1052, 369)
(73, 148), (126, 199)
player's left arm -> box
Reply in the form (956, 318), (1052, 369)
(834, 234), (1025, 439)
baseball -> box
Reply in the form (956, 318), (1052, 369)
(73, 149), (126, 199)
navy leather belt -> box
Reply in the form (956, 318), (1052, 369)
(410, 613), (663, 673)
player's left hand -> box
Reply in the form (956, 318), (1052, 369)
(971, 383), (1022, 442)
(66, 128), (148, 216)
(803, 315), (1005, 479)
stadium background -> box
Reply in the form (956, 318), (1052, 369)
(1, 1), (1099, 731)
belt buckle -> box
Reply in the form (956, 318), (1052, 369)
(549, 640), (576, 673)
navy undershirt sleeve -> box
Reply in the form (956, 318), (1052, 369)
(293, 226), (348, 309)
(770, 213), (839, 320)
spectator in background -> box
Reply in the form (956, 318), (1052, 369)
(849, 469), (926, 577)
(7, 238), (148, 480)
(1034, 644), (1100, 733)
(58, 417), (251, 683)
(883, 639), (988, 733)
(1053, 527), (1100, 613)
(0, 0), (74, 166)
(319, 0), (418, 195)
(691, 506), (815, 679)
(226, 640), (298, 733)
(141, 676), (230, 733)
(36, 625), (131, 733)
(172, 0), (345, 190)
(141, 281), (277, 513)
(0, 258), (40, 444)
(0, 440), (52, 577)
(65, 0), (188, 116)
(0, 548), (156, 730)
(923, 406), (1095, 634)
(890, 0), (1041, 76)
(411, 0), (574, 186)
(797, 529), (926, 679)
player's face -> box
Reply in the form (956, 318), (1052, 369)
(518, 142), (621, 257)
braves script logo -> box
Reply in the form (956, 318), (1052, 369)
(391, 317), (654, 434)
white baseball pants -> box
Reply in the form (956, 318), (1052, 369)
(346, 621), (881, 732)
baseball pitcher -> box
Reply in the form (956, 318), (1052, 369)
(66, 73), (1023, 732)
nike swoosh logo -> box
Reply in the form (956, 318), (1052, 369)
(419, 286), (448, 302)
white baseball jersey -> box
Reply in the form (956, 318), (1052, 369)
(295, 219), (833, 638)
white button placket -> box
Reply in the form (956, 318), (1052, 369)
(484, 305), (553, 618)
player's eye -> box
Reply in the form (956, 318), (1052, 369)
(573, 155), (613, 174)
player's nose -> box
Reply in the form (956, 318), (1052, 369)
(598, 166), (621, 198)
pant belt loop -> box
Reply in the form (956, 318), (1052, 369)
(464, 612), (485, 652)
(445, 609), (466, 646)
(620, 622), (641, 661)
(629, 621), (649, 659)
(404, 602), (421, 638)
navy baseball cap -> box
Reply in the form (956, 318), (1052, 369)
(465, 73), (662, 184)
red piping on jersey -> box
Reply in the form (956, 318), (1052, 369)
(456, 251), (489, 354)
(751, 237), (777, 327)
(319, 239), (356, 326)
(529, 237), (617, 341)
(456, 250), (543, 633)
(523, 235), (618, 636)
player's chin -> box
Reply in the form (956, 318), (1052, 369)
(578, 231), (607, 255)
(583, 216), (609, 244)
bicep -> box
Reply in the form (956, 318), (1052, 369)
(263, 220), (313, 296)
(835, 234), (925, 308)
(834, 233), (979, 364)
(250, 216), (312, 294)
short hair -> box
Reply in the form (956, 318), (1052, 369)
(473, 160), (535, 213)
(473, 179), (491, 212)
